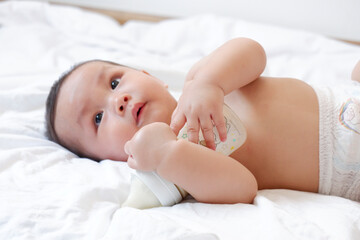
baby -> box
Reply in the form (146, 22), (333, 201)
(46, 38), (360, 204)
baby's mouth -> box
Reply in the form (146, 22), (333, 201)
(132, 102), (146, 125)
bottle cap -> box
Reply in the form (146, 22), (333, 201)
(134, 170), (183, 206)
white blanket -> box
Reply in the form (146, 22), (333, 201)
(1, 1), (360, 239)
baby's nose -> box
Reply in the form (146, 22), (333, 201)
(115, 94), (131, 115)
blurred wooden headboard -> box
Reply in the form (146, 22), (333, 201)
(80, 6), (168, 25)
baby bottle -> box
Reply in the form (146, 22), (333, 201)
(121, 104), (247, 209)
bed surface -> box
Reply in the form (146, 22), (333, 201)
(1, 1), (360, 239)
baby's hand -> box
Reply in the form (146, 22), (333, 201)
(170, 81), (227, 150)
(124, 122), (177, 172)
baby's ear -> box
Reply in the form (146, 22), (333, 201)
(141, 70), (150, 75)
(142, 70), (168, 88)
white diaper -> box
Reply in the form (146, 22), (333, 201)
(314, 82), (360, 201)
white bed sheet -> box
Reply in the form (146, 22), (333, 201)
(1, 1), (360, 240)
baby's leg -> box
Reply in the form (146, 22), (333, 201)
(352, 61), (360, 82)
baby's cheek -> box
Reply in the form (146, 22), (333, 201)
(113, 130), (138, 161)
(103, 142), (128, 162)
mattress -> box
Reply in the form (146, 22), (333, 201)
(1, 1), (360, 239)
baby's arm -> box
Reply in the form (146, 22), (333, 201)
(171, 38), (266, 148)
(159, 139), (257, 204)
(186, 37), (267, 95)
(125, 122), (257, 204)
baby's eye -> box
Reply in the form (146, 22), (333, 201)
(111, 78), (120, 90)
(95, 112), (103, 126)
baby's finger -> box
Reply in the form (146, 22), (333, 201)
(124, 141), (138, 168)
(186, 116), (200, 144)
(212, 112), (227, 142)
(126, 154), (138, 169)
(199, 117), (216, 150)
(124, 140), (131, 156)
(170, 112), (186, 136)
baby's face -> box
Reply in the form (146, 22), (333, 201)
(55, 61), (177, 161)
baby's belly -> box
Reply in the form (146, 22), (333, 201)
(225, 77), (319, 192)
